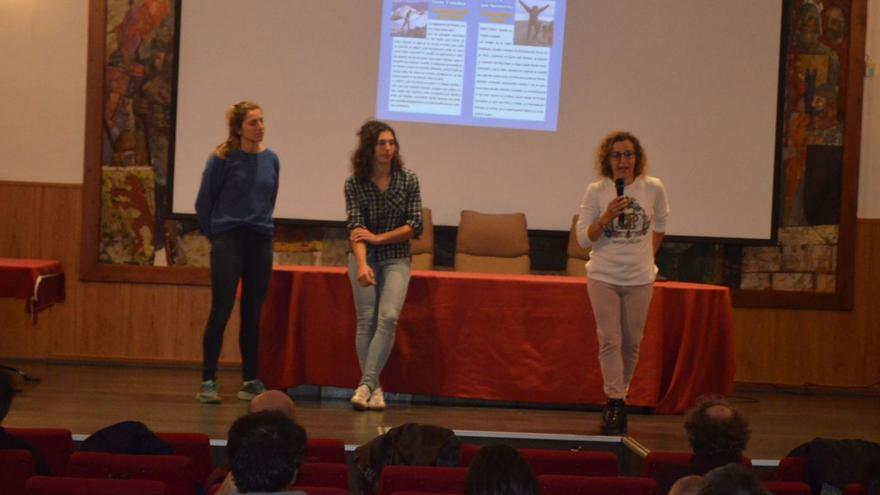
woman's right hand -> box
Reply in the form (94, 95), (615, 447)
(603, 196), (628, 224)
(357, 264), (376, 287)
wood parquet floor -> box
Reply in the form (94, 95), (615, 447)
(3, 361), (878, 464)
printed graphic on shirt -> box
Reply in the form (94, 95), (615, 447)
(603, 196), (652, 241)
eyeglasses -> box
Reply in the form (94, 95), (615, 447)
(610, 151), (635, 160)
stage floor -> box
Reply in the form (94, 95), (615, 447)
(3, 361), (878, 466)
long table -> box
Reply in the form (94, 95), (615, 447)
(0, 258), (65, 323)
(258, 266), (734, 414)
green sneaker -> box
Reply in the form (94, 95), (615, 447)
(237, 379), (266, 400)
(196, 380), (221, 404)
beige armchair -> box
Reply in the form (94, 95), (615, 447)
(454, 210), (530, 274)
(410, 208), (434, 270)
(566, 214), (591, 277)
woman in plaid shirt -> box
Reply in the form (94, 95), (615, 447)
(344, 120), (423, 411)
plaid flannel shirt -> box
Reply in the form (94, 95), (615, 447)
(345, 168), (423, 261)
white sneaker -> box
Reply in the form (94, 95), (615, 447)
(350, 384), (371, 411)
(367, 387), (385, 411)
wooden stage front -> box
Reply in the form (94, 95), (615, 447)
(4, 360), (878, 469)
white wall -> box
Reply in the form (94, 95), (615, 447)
(859, 0), (880, 218)
(0, 0), (876, 220)
(0, 0), (87, 184)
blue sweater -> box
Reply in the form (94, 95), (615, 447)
(195, 148), (279, 239)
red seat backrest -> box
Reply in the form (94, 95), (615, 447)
(156, 432), (213, 484)
(773, 457), (865, 495)
(67, 451), (195, 495)
(5, 428), (74, 476)
(519, 448), (618, 476)
(292, 487), (349, 495)
(458, 443), (480, 466)
(305, 438), (347, 464)
(539, 475), (658, 495)
(765, 481), (812, 495)
(775, 457), (808, 482)
(378, 466), (468, 495)
(24, 476), (168, 495)
(294, 462), (350, 490)
(0, 449), (35, 495)
(642, 451), (753, 477)
(460, 444), (618, 476)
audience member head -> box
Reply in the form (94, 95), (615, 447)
(227, 410), (307, 493)
(700, 463), (769, 495)
(465, 443), (540, 495)
(0, 371), (13, 424)
(684, 397), (750, 462)
(669, 475), (706, 495)
(248, 390), (297, 420)
(351, 119), (403, 182)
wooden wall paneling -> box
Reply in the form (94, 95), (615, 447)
(171, 285), (210, 362)
(0, 182), (42, 256)
(733, 220), (880, 387)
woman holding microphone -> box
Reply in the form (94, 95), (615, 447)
(575, 131), (669, 434)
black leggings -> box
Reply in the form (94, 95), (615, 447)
(201, 228), (273, 381)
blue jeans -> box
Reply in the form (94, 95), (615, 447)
(347, 254), (412, 390)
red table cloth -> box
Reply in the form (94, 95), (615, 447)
(258, 266), (734, 413)
(0, 258), (66, 322)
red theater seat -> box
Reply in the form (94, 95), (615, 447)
(5, 428), (74, 476)
(67, 451), (196, 495)
(0, 449), (35, 495)
(459, 444), (618, 476)
(538, 475), (657, 495)
(293, 488), (349, 495)
(519, 448), (618, 476)
(156, 432), (213, 483)
(765, 481), (812, 495)
(642, 451), (752, 477)
(305, 438), (347, 464)
(294, 462), (350, 490)
(24, 476), (168, 495)
(774, 457), (864, 495)
(458, 443), (480, 465)
(378, 466), (468, 495)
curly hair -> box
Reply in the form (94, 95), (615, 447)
(350, 120), (404, 183)
(684, 398), (751, 462)
(215, 101), (262, 159)
(227, 411), (306, 493)
(465, 444), (540, 495)
(595, 131), (648, 178)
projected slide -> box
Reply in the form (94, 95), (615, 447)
(376, 0), (567, 131)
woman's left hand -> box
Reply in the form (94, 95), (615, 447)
(350, 228), (380, 244)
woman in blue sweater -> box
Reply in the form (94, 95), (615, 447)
(194, 101), (279, 404)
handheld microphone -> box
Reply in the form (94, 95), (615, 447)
(615, 178), (625, 224)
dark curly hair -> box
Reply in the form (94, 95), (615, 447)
(595, 130), (648, 178)
(465, 444), (540, 495)
(684, 397), (751, 462)
(228, 411), (306, 493)
(350, 120), (404, 183)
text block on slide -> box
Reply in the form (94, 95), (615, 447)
(377, 0), (567, 131)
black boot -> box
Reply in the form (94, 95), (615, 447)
(600, 398), (627, 435)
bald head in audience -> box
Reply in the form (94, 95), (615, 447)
(248, 390), (296, 420)
(669, 476), (706, 495)
(684, 397), (750, 463)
